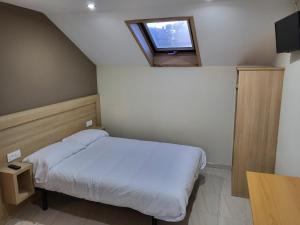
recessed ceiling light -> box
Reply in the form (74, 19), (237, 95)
(87, 3), (96, 10)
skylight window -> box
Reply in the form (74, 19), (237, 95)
(126, 17), (201, 67)
(145, 21), (193, 51)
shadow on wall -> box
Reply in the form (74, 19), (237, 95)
(290, 50), (300, 63)
(238, 34), (276, 66)
(275, 49), (300, 177)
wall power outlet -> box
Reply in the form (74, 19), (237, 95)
(7, 149), (22, 163)
(86, 120), (93, 127)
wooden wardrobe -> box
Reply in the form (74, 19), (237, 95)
(232, 67), (284, 198)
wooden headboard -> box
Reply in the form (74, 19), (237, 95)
(0, 95), (101, 166)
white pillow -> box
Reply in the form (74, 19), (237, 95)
(23, 141), (85, 184)
(63, 129), (109, 146)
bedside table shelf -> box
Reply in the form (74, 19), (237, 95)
(0, 162), (34, 205)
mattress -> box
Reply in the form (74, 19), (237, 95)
(30, 137), (206, 222)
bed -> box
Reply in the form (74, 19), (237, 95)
(0, 95), (206, 225)
(23, 129), (206, 224)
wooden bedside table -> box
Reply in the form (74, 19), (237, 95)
(0, 162), (34, 205)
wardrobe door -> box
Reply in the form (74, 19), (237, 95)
(232, 69), (284, 197)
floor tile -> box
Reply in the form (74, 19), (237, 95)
(194, 189), (220, 216)
(218, 216), (253, 225)
(85, 218), (109, 225)
(14, 204), (40, 221)
(189, 211), (218, 225)
(221, 180), (231, 196)
(32, 208), (58, 225)
(198, 174), (225, 195)
(219, 195), (251, 221)
(6, 219), (36, 225)
(6, 219), (24, 225)
(51, 211), (87, 225)
(203, 167), (231, 180)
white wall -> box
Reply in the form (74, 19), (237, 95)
(97, 66), (236, 166)
(30, 0), (292, 66)
(274, 52), (300, 177)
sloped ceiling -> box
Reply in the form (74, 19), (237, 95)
(2, 0), (293, 66)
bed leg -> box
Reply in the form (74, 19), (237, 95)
(41, 189), (48, 210)
(152, 217), (158, 225)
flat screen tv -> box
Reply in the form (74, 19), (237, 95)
(275, 11), (300, 53)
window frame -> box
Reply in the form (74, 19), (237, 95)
(142, 19), (195, 52)
(126, 17), (201, 67)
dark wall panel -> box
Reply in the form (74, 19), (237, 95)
(0, 3), (97, 116)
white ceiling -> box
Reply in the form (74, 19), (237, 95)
(2, 0), (294, 66)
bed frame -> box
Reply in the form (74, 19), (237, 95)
(0, 95), (159, 225)
(38, 188), (158, 225)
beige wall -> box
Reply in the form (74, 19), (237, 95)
(97, 66), (236, 166)
(274, 52), (300, 177)
(0, 3), (97, 116)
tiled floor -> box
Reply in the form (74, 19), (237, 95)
(6, 167), (253, 225)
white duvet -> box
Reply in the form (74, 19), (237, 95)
(26, 137), (206, 222)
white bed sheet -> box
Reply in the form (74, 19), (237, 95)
(34, 137), (206, 222)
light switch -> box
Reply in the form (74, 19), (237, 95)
(7, 149), (22, 163)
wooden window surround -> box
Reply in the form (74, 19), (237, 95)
(126, 17), (201, 67)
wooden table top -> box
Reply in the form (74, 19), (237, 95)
(247, 172), (300, 225)
(0, 162), (32, 175)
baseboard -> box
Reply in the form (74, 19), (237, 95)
(206, 162), (232, 170)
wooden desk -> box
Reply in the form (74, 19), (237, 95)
(247, 172), (300, 225)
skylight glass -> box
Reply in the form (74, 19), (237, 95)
(145, 20), (193, 50)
